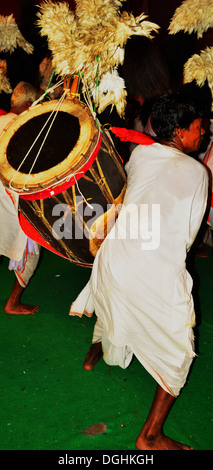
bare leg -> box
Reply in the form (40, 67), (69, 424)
(4, 278), (39, 315)
(83, 342), (103, 370)
(136, 385), (193, 450)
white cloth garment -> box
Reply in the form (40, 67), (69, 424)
(70, 142), (208, 396)
(0, 112), (27, 260)
(0, 180), (27, 260)
(0, 112), (40, 284)
(9, 238), (41, 288)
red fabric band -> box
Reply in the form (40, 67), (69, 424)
(110, 127), (155, 145)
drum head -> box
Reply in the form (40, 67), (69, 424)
(0, 98), (99, 193)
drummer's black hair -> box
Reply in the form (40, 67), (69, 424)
(152, 88), (207, 141)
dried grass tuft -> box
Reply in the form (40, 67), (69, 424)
(0, 14), (34, 54)
(169, 0), (213, 38)
(37, 0), (159, 116)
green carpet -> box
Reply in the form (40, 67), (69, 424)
(0, 247), (212, 451)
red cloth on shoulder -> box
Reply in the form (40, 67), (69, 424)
(110, 127), (155, 145)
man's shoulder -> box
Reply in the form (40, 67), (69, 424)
(180, 152), (207, 171)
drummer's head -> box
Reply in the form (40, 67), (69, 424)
(10, 81), (41, 114)
(151, 90), (208, 153)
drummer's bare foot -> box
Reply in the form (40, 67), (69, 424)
(83, 342), (103, 370)
(136, 433), (193, 450)
(4, 278), (39, 315)
(135, 384), (193, 450)
(4, 300), (39, 315)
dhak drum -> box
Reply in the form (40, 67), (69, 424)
(0, 98), (127, 266)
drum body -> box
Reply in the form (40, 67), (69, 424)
(0, 98), (126, 266)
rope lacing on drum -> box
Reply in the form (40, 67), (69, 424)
(8, 74), (98, 211)
(31, 79), (64, 107)
(9, 89), (68, 191)
(73, 176), (94, 210)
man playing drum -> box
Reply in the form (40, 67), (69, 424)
(70, 91), (208, 450)
(0, 82), (41, 315)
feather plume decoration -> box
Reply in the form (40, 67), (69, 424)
(169, 0), (213, 39)
(92, 68), (127, 116)
(37, 0), (159, 116)
(184, 47), (213, 109)
(0, 69), (12, 94)
(0, 14), (34, 54)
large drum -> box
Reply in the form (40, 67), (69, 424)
(0, 98), (127, 267)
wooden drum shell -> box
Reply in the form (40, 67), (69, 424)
(0, 98), (127, 266)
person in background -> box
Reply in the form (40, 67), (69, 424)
(0, 81), (41, 315)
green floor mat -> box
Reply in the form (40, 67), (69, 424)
(0, 247), (212, 452)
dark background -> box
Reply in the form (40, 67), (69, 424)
(1, 0), (213, 110)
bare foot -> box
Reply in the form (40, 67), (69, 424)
(4, 301), (39, 315)
(4, 279), (39, 315)
(136, 432), (193, 450)
(83, 342), (103, 370)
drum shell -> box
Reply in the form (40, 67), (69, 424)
(18, 130), (126, 266)
(0, 98), (126, 266)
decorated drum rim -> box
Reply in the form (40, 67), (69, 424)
(0, 98), (99, 195)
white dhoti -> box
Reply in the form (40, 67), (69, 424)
(0, 180), (40, 287)
(9, 238), (41, 288)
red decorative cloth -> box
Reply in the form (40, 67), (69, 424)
(110, 127), (155, 145)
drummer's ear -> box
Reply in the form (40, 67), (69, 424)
(174, 128), (185, 139)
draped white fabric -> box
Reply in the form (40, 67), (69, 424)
(0, 180), (27, 260)
(0, 112), (27, 260)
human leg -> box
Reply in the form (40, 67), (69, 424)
(83, 342), (103, 370)
(4, 277), (39, 315)
(136, 384), (193, 450)
(4, 243), (40, 315)
(83, 317), (103, 370)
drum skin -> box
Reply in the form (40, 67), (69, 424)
(0, 98), (127, 266)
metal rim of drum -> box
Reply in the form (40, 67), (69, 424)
(0, 98), (99, 193)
